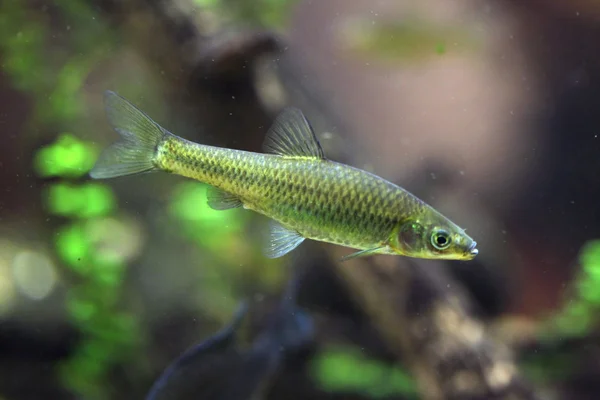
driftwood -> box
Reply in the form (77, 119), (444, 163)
(94, 1), (542, 399)
(327, 250), (541, 400)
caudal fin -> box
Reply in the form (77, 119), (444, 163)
(90, 91), (165, 179)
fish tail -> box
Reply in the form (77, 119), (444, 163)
(90, 91), (165, 179)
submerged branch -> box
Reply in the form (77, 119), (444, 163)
(328, 248), (541, 400)
(96, 0), (282, 150)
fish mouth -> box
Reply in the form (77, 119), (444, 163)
(467, 241), (478, 257)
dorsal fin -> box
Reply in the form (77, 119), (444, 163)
(262, 107), (326, 160)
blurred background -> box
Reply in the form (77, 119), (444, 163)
(1, 0), (600, 399)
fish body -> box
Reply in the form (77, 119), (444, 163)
(145, 273), (314, 400)
(160, 136), (421, 254)
(91, 91), (478, 261)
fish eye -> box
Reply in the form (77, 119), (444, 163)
(431, 230), (451, 250)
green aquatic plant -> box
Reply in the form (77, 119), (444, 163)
(45, 182), (115, 218)
(34, 133), (99, 179)
(33, 132), (143, 399)
(520, 351), (577, 386)
(193, 0), (298, 29)
(169, 181), (247, 253)
(337, 17), (479, 64)
(4, 5), (138, 394)
(0, 0), (114, 127)
(54, 207), (144, 400)
(0, 2), (46, 93)
(549, 239), (600, 337)
(521, 240), (600, 386)
(168, 181), (287, 323)
(311, 346), (418, 399)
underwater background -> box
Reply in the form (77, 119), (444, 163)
(1, 0), (600, 399)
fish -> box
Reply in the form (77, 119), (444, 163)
(145, 272), (314, 400)
(90, 91), (478, 261)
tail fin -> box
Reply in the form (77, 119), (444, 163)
(89, 91), (165, 179)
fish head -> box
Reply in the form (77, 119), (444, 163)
(392, 214), (478, 260)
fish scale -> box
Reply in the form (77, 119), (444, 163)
(160, 136), (420, 250)
(90, 91), (478, 261)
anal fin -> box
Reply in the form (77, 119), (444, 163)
(264, 220), (305, 258)
(206, 186), (243, 210)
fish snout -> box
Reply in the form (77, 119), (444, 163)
(467, 241), (478, 258)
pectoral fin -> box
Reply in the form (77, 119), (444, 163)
(264, 220), (305, 259)
(339, 247), (385, 262)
